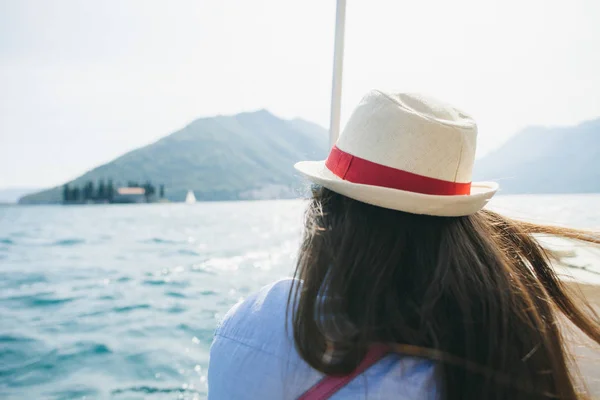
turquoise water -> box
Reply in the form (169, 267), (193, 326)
(0, 195), (599, 399)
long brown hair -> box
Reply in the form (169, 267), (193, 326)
(289, 186), (600, 399)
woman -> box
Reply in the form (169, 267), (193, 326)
(208, 91), (600, 399)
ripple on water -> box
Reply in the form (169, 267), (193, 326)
(165, 291), (187, 299)
(111, 386), (201, 396)
(142, 278), (168, 286)
(176, 249), (201, 257)
(81, 342), (111, 355)
(0, 272), (49, 287)
(142, 278), (190, 288)
(46, 386), (100, 400)
(112, 304), (151, 313)
(0, 334), (37, 344)
(172, 325), (215, 346)
(0, 335), (47, 379)
(142, 238), (182, 245)
(97, 294), (117, 301)
(0, 341), (111, 387)
(0, 238), (15, 245)
(176, 323), (196, 335)
(3, 293), (78, 308)
(165, 304), (187, 314)
(49, 341), (112, 360)
(121, 350), (185, 380)
(50, 238), (86, 247)
(189, 264), (216, 275)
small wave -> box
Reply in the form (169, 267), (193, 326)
(199, 290), (218, 296)
(112, 386), (200, 395)
(113, 304), (151, 313)
(56, 342), (111, 358)
(189, 264), (216, 275)
(0, 334), (36, 344)
(3, 273), (49, 286)
(143, 279), (190, 288)
(2, 341), (112, 384)
(33, 297), (78, 306)
(3, 294), (78, 308)
(165, 291), (187, 298)
(48, 342), (112, 364)
(176, 323), (195, 334)
(165, 304), (187, 314)
(49, 342), (112, 357)
(47, 387), (99, 399)
(190, 328), (216, 345)
(51, 238), (85, 247)
(79, 309), (108, 318)
(142, 238), (182, 245)
(177, 249), (201, 256)
(143, 279), (168, 286)
(0, 238), (15, 245)
(8, 231), (28, 238)
(88, 343), (111, 355)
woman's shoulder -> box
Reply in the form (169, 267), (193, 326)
(215, 278), (296, 344)
(208, 279), (321, 399)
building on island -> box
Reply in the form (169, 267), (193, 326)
(112, 187), (147, 204)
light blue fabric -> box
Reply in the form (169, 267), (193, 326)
(208, 279), (439, 399)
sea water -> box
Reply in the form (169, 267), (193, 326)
(0, 195), (598, 399)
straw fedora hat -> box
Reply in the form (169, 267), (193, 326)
(295, 90), (498, 217)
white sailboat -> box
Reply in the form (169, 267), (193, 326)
(185, 190), (196, 204)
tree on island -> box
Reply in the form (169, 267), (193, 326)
(159, 184), (165, 198)
(71, 187), (80, 202)
(81, 181), (93, 201)
(107, 180), (115, 201)
(97, 180), (106, 201)
(143, 181), (156, 202)
(63, 184), (70, 202)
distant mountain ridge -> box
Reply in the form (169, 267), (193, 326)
(19, 110), (328, 204)
(18, 113), (600, 204)
(0, 188), (41, 204)
(474, 118), (600, 194)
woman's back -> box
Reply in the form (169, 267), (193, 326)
(207, 91), (600, 399)
(208, 279), (439, 399)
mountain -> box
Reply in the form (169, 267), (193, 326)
(0, 188), (41, 204)
(474, 118), (600, 194)
(19, 110), (328, 204)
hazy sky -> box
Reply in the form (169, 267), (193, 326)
(1, 0), (599, 188)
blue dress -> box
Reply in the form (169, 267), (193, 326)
(208, 279), (439, 399)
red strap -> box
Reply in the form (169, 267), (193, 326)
(325, 145), (471, 196)
(298, 344), (391, 400)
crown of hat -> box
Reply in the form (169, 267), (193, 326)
(335, 90), (477, 184)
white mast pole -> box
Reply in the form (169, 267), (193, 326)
(329, 0), (347, 147)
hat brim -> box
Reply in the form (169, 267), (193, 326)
(295, 160), (498, 217)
